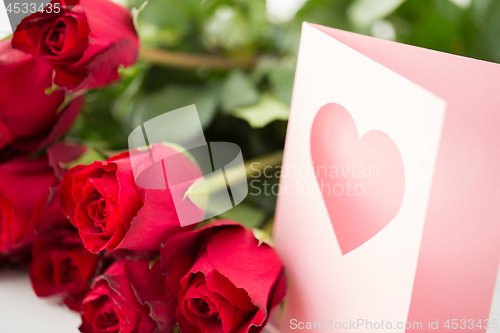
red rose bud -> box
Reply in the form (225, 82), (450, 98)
(0, 143), (85, 257)
(0, 38), (82, 157)
(80, 260), (176, 333)
(0, 154), (60, 256)
(30, 229), (100, 307)
(46, 141), (89, 181)
(12, 0), (139, 92)
(160, 221), (287, 333)
(59, 144), (204, 253)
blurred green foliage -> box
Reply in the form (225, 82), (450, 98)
(67, 0), (500, 228)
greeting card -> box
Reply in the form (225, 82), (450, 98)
(274, 22), (500, 332)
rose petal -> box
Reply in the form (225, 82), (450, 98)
(118, 189), (187, 252)
(161, 221), (241, 302)
(206, 227), (283, 312)
(124, 260), (176, 332)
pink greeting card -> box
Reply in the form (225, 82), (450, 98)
(274, 22), (500, 332)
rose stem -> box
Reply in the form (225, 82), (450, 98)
(185, 150), (283, 208)
(140, 47), (256, 70)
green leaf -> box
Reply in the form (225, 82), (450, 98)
(233, 94), (289, 128)
(184, 177), (211, 211)
(347, 0), (406, 28)
(137, 0), (192, 35)
(44, 83), (60, 96)
(279, 296), (287, 324)
(149, 254), (161, 269)
(131, 0), (148, 36)
(185, 158), (248, 212)
(251, 55), (278, 83)
(235, 0), (267, 39)
(220, 204), (267, 229)
(268, 56), (296, 104)
(251, 228), (274, 247)
(138, 24), (181, 47)
(110, 0), (128, 6)
(202, 5), (252, 52)
(136, 84), (219, 143)
(63, 147), (106, 169)
(113, 63), (148, 123)
(220, 70), (259, 112)
(261, 217), (275, 236)
(162, 142), (199, 167)
(434, 0), (464, 23)
(482, 0), (500, 62)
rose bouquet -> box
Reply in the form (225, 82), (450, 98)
(0, 0), (287, 332)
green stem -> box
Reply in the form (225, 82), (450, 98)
(140, 47), (256, 70)
(244, 150), (284, 178)
(185, 151), (283, 209)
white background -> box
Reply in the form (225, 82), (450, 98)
(0, 0), (11, 39)
(0, 269), (281, 332)
(0, 270), (81, 332)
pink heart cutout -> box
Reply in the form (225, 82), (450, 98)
(311, 103), (405, 254)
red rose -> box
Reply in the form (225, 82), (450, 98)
(0, 143), (85, 257)
(160, 221), (287, 333)
(59, 144), (204, 253)
(30, 228), (100, 309)
(0, 155), (60, 255)
(12, 0), (139, 92)
(80, 260), (176, 333)
(0, 38), (82, 158)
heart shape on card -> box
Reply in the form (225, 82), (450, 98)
(311, 103), (405, 255)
